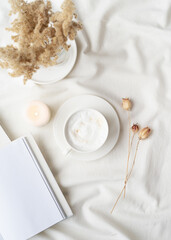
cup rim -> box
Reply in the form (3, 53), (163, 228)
(64, 108), (109, 154)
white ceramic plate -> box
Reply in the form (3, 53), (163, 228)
(30, 40), (77, 85)
(53, 95), (120, 161)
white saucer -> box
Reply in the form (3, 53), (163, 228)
(53, 95), (120, 161)
(30, 40), (77, 85)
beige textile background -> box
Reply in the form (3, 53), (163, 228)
(0, 0), (171, 239)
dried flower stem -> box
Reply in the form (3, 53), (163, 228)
(111, 139), (140, 214)
(124, 131), (135, 198)
(111, 185), (125, 214)
(128, 111), (131, 149)
(124, 111), (131, 197)
(127, 139), (140, 180)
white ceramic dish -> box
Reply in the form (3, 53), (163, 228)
(30, 40), (77, 85)
(53, 95), (120, 161)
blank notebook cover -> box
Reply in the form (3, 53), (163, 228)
(0, 137), (71, 240)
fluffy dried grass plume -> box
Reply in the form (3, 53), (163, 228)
(0, 0), (82, 83)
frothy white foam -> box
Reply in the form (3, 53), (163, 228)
(65, 109), (108, 152)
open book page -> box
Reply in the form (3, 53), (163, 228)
(0, 138), (66, 240)
(26, 135), (73, 218)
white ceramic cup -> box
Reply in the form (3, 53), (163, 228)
(64, 108), (109, 156)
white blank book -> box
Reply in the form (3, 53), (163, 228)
(0, 137), (66, 240)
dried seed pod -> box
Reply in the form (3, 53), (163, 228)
(131, 124), (139, 133)
(139, 127), (151, 140)
(122, 98), (132, 111)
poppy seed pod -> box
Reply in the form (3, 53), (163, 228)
(139, 127), (151, 140)
(131, 124), (139, 133)
(122, 98), (132, 111)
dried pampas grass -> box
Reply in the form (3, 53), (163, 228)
(0, 0), (82, 83)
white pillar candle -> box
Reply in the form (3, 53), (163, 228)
(25, 101), (51, 127)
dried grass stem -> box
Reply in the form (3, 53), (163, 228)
(111, 139), (140, 213)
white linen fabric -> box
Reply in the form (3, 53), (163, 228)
(0, 0), (171, 240)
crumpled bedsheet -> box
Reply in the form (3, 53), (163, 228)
(0, 0), (171, 239)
